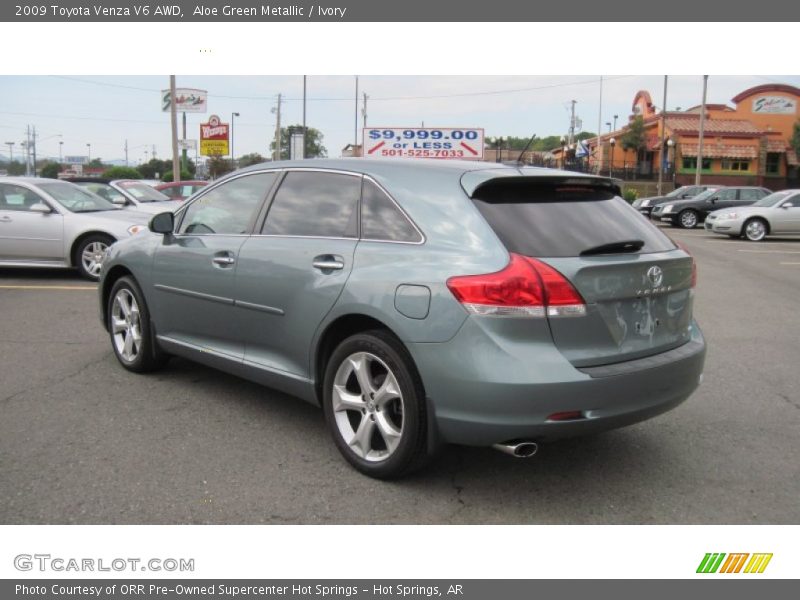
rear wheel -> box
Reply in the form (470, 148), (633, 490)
(322, 330), (430, 479)
(108, 276), (168, 373)
(75, 234), (114, 280)
(743, 218), (768, 242)
(677, 209), (699, 229)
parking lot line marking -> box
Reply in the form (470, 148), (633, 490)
(736, 249), (800, 254)
(779, 262), (800, 265)
(0, 285), (97, 291)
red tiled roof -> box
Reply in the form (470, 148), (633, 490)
(667, 117), (764, 135)
(681, 144), (758, 159)
(766, 139), (788, 153)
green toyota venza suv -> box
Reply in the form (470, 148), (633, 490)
(99, 159), (706, 478)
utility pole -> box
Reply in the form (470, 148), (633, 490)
(354, 76), (359, 149)
(31, 125), (37, 176)
(657, 75), (668, 195)
(696, 75), (708, 186)
(568, 100), (577, 147)
(124, 139), (129, 167)
(362, 92), (368, 130)
(181, 111), (188, 175)
(169, 75), (180, 183)
(5, 141), (13, 163)
(24, 125), (31, 176)
(273, 93), (282, 161)
(152, 145), (157, 160)
(302, 75), (307, 158)
(596, 76), (603, 175)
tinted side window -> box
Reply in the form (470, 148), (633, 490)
(0, 184), (44, 212)
(472, 180), (675, 258)
(179, 173), (275, 235)
(361, 180), (422, 242)
(716, 189), (737, 201)
(739, 189), (762, 202)
(263, 172), (360, 238)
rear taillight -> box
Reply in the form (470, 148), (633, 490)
(446, 253), (586, 318)
(675, 241), (697, 287)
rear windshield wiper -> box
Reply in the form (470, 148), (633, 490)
(580, 239), (644, 256)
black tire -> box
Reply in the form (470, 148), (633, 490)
(322, 329), (430, 479)
(107, 276), (168, 373)
(743, 218), (768, 242)
(676, 209), (699, 229)
(74, 233), (115, 281)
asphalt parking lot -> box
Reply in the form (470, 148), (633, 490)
(1, 224), (799, 524)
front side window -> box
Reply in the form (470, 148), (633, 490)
(361, 180), (422, 243)
(262, 171), (360, 238)
(179, 173), (276, 235)
(0, 184), (45, 212)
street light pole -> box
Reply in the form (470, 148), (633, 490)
(5, 141), (13, 163)
(696, 75), (709, 186)
(86, 142), (91, 162)
(657, 75), (669, 196)
(59, 141), (63, 163)
(231, 112), (240, 166)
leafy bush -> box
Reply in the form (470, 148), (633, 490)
(103, 166), (142, 179)
(623, 188), (639, 203)
(40, 162), (62, 179)
(161, 169), (193, 183)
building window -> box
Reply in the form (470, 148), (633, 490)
(765, 153), (781, 175)
(682, 157), (711, 170)
(721, 159), (751, 172)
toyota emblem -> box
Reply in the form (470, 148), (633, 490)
(647, 265), (664, 287)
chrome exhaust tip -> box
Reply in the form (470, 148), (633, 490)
(492, 441), (538, 458)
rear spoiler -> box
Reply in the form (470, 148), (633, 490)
(461, 169), (622, 199)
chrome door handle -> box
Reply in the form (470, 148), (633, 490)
(212, 256), (236, 266)
(312, 256), (345, 270)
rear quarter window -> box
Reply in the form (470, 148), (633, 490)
(472, 180), (676, 258)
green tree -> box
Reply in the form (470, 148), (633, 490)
(792, 119), (800, 156)
(103, 166), (141, 179)
(5, 161), (26, 176)
(207, 156), (234, 179)
(137, 158), (171, 179)
(269, 125), (327, 160)
(87, 158), (104, 168)
(237, 152), (266, 168)
(40, 162), (62, 179)
(621, 116), (646, 153)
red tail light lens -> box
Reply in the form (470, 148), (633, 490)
(446, 253), (586, 318)
(674, 241), (697, 287)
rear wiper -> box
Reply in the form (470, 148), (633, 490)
(580, 239), (644, 256)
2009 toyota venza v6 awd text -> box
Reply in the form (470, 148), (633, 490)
(98, 159), (706, 478)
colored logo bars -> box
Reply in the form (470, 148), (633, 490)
(696, 553), (773, 574)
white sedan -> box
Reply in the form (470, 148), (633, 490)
(705, 190), (800, 241)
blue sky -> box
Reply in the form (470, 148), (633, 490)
(2, 75), (799, 164)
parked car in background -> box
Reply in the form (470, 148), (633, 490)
(99, 159), (705, 478)
(705, 189), (800, 241)
(154, 180), (208, 201)
(0, 177), (149, 279)
(651, 186), (771, 228)
(65, 178), (176, 214)
(632, 185), (714, 218)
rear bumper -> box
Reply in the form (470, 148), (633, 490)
(408, 318), (706, 447)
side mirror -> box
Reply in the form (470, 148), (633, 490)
(781, 203), (793, 209)
(681, 193), (691, 198)
(111, 197), (127, 206)
(710, 197), (718, 204)
(29, 202), (52, 214)
(149, 211), (175, 234)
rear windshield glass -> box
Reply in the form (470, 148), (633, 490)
(472, 181), (676, 258)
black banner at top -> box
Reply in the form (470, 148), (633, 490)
(2, 0), (800, 21)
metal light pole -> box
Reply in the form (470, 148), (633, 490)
(59, 141), (63, 163)
(613, 115), (618, 131)
(696, 75), (709, 186)
(231, 112), (240, 165)
(86, 142), (91, 162)
(667, 138), (675, 185)
(169, 75), (180, 183)
(5, 141), (13, 163)
(657, 75), (669, 196)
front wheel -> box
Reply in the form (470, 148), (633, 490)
(107, 276), (168, 373)
(322, 330), (430, 479)
(677, 209), (699, 229)
(743, 218), (768, 242)
(75, 234), (114, 280)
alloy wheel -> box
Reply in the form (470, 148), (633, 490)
(111, 288), (142, 363)
(81, 241), (109, 277)
(745, 220), (766, 241)
(680, 211), (698, 229)
(331, 352), (404, 462)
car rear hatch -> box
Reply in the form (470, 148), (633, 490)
(467, 175), (695, 368)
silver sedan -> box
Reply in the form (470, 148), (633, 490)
(0, 177), (151, 279)
(705, 190), (800, 241)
